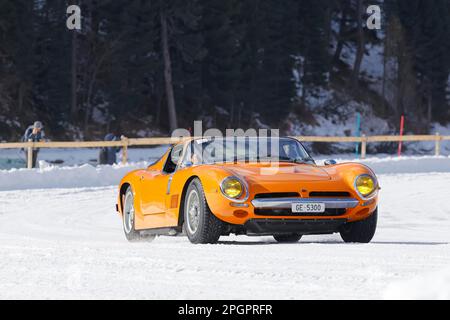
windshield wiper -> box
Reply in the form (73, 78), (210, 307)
(301, 157), (316, 164)
(223, 156), (251, 163)
(217, 156), (315, 164)
(276, 156), (315, 164)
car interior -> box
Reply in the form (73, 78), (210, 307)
(162, 144), (184, 174)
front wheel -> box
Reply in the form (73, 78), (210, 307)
(123, 187), (155, 242)
(340, 208), (378, 243)
(184, 179), (224, 244)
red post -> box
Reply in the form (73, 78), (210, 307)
(398, 115), (405, 157)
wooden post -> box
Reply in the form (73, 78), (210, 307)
(121, 136), (129, 165)
(355, 113), (361, 156)
(435, 133), (441, 157)
(398, 115), (405, 157)
(27, 139), (33, 169)
(361, 135), (367, 159)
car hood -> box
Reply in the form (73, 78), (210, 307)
(216, 162), (331, 182)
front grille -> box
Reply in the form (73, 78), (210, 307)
(309, 191), (351, 198)
(254, 192), (300, 199)
(254, 208), (347, 217)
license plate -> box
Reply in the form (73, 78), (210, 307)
(292, 203), (326, 214)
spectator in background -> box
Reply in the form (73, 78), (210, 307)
(22, 121), (45, 168)
(99, 133), (121, 165)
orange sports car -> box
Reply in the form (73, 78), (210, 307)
(116, 137), (379, 244)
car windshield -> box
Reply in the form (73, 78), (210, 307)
(182, 137), (313, 166)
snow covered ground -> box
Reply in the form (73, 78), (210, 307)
(0, 159), (449, 299)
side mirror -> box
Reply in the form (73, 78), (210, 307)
(324, 159), (337, 166)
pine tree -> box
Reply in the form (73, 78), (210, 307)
(198, 0), (243, 128)
(298, 0), (330, 102)
(237, 0), (299, 127)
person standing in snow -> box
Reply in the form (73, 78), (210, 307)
(22, 121), (45, 168)
(98, 133), (121, 165)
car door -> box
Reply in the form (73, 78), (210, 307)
(139, 144), (184, 218)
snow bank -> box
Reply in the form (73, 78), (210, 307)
(332, 155), (450, 175)
(0, 156), (449, 191)
(383, 268), (450, 300)
(0, 146), (168, 169)
(0, 161), (150, 191)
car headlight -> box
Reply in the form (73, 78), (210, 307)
(355, 175), (376, 197)
(220, 177), (244, 199)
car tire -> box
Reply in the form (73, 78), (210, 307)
(273, 234), (302, 243)
(340, 207), (378, 243)
(184, 178), (223, 244)
(123, 187), (155, 242)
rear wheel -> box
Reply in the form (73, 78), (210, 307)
(184, 178), (223, 244)
(340, 208), (378, 243)
(273, 234), (302, 243)
(123, 187), (155, 242)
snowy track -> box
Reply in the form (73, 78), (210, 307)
(0, 173), (450, 299)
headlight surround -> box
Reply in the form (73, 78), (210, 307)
(355, 174), (377, 198)
(220, 176), (244, 199)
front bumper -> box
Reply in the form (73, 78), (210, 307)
(251, 197), (359, 210)
(207, 189), (377, 226)
(244, 218), (347, 235)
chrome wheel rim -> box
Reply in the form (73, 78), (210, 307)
(186, 189), (200, 234)
(124, 192), (134, 234)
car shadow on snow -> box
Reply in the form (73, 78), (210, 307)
(217, 240), (279, 246)
(216, 240), (449, 246)
(370, 241), (449, 246)
(217, 240), (345, 245)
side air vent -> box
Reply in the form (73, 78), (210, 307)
(309, 192), (351, 198)
(254, 192), (300, 199)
